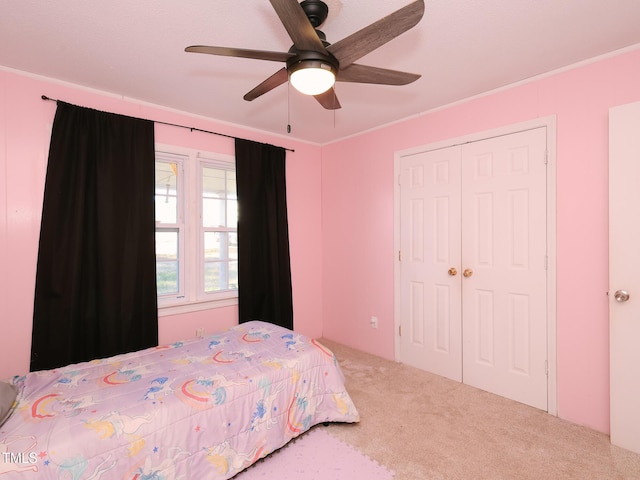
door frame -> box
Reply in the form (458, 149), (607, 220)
(393, 115), (558, 416)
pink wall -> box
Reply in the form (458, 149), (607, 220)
(321, 48), (640, 434)
(2, 46), (640, 437)
(0, 68), (323, 379)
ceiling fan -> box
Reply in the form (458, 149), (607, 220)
(185, 0), (425, 110)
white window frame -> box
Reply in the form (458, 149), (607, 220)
(197, 156), (238, 302)
(155, 144), (238, 317)
(155, 151), (186, 304)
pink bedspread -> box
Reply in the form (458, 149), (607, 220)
(0, 321), (359, 479)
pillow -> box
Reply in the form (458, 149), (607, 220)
(0, 381), (18, 427)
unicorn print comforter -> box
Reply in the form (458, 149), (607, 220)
(0, 321), (359, 479)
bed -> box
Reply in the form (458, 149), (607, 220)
(0, 321), (359, 479)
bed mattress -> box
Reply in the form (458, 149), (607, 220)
(0, 321), (359, 478)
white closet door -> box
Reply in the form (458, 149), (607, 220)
(399, 146), (462, 381)
(399, 126), (549, 411)
(460, 127), (548, 411)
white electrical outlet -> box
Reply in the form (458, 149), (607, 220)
(196, 328), (205, 338)
(370, 316), (378, 329)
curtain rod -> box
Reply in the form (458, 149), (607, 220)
(41, 95), (295, 153)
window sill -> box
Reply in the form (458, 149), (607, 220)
(158, 297), (238, 317)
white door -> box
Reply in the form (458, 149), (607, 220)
(399, 127), (548, 410)
(609, 101), (640, 454)
(399, 146), (462, 381)
(460, 129), (548, 410)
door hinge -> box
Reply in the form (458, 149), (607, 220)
(544, 149), (548, 165)
(545, 360), (549, 376)
(398, 250), (402, 261)
(398, 325), (402, 337)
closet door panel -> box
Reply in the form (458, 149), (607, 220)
(399, 147), (462, 382)
(461, 127), (548, 411)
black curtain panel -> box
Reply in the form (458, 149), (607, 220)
(235, 138), (293, 330)
(31, 102), (158, 371)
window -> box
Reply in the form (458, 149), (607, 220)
(201, 163), (238, 293)
(155, 154), (183, 298)
(154, 146), (237, 314)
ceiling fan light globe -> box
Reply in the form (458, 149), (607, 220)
(290, 64), (336, 96)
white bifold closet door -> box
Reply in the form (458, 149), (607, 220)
(399, 127), (548, 411)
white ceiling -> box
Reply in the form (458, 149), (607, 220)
(1, 0), (639, 144)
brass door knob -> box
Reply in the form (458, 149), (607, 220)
(463, 268), (474, 278)
(614, 290), (630, 302)
(448, 267), (457, 276)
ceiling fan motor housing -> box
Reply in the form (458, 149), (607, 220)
(286, 49), (339, 77)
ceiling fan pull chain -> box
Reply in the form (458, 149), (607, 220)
(333, 84), (337, 128)
(287, 81), (292, 134)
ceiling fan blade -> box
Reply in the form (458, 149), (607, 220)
(185, 45), (293, 63)
(328, 0), (425, 68)
(337, 64), (420, 85)
(314, 88), (341, 110)
(269, 0), (327, 52)
(243, 68), (289, 101)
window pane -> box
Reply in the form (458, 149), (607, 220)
(229, 260), (238, 288)
(203, 198), (227, 228)
(155, 162), (178, 224)
(204, 261), (238, 292)
(229, 233), (238, 260)
(157, 261), (179, 295)
(204, 232), (237, 260)
(202, 165), (237, 228)
(204, 232), (224, 260)
(227, 171), (236, 197)
(156, 230), (179, 295)
(202, 167), (226, 198)
(156, 230), (178, 259)
(227, 199), (238, 227)
(204, 262), (225, 292)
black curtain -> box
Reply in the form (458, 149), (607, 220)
(31, 102), (158, 371)
(235, 139), (293, 330)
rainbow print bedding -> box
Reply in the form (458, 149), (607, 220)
(0, 321), (359, 479)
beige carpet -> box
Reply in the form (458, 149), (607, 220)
(320, 339), (640, 480)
